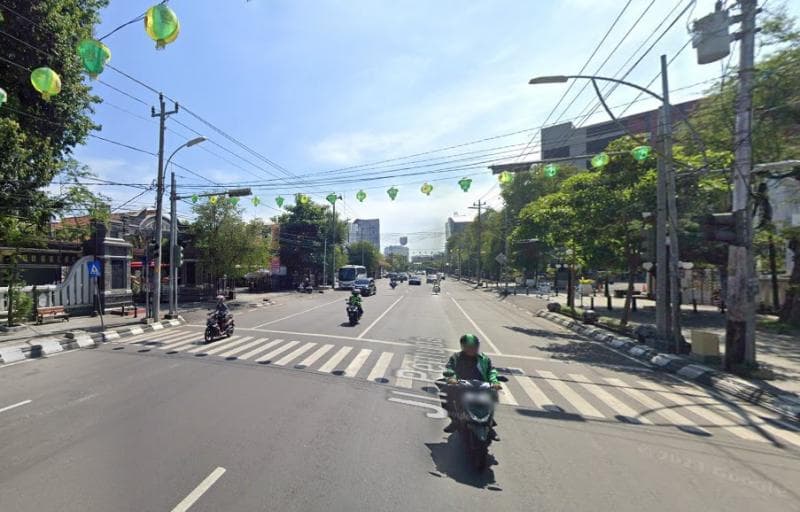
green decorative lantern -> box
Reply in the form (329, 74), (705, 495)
(498, 171), (513, 184)
(30, 67), (61, 100)
(0, 87), (6, 106)
(386, 186), (398, 201)
(591, 152), (610, 169)
(326, 193), (337, 205)
(420, 182), (433, 196)
(631, 145), (652, 162)
(190, 194), (199, 203)
(252, 196), (261, 207)
(298, 194), (309, 204)
(275, 196), (285, 207)
(77, 39), (111, 78)
(458, 177), (472, 192)
(229, 196), (239, 206)
(144, 4), (180, 49)
(356, 189), (367, 202)
(543, 163), (558, 178)
(209, 195), (218, 205)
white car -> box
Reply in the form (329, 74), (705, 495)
(408, 275), (422, 285)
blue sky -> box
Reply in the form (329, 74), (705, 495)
(76, 0), (799, 252)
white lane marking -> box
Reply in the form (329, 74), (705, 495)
(151, 323), (164, 330)
(255, 340), (300, 363)
(317, 346), (353, 373)
(604, 378), (708, 433)
(366, 351), (394, 382)
(0, 399), (32, 414)
(203, 337), (254, 356)
(514, 375), (555, 410)
(217, 337), (270, 358)
(160, 334), (206, 351)
(343, 348), (372, 377)
(497, 387), (519, 406)
(637, 380), (775, 443)
(569, 374), (652, 424)
(388, 391), (448, 419)
(121, 330), (189, 344)
(391, 391), (441, 403)
(171, 466), (226, 512)
(186, 336), (242, 354)
(238, 339), (284, 361)
(395, 354), (414, 388)
(297, 344), (334, 367)
(273, 342), (317, 366)
(538, 370), (605, 418)
(129, 326), (144, 335)
(257, 329), (411, 347)
(449, 297), (501, 355)
(253, 298), (342, 328)
(358, 296), (403, 339)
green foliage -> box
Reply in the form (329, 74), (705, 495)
(7, 285), (33, 324)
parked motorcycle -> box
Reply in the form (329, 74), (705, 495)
(346, 302), (362, 326)
(297, 282), (313, 294)
(205, 312), (234, 342)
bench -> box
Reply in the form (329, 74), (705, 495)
(36, 306), (69, 324)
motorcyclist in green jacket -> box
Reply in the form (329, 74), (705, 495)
(348, 289), (363, 318)
(442, 333), (501, 440)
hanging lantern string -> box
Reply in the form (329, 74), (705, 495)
(97, 1), (169, 41)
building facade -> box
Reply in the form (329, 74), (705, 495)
(348, 218), (380, 248)
(384, 245), (410, 258)
(445, 215), (472, 240)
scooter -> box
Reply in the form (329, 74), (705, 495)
(390, 280), (398, 289)
(346, 302), (362, 326)
(432, 283), (441, 294)
(205, 312), (234, 342)
(297, 282), (313, 294)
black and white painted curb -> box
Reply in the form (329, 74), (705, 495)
(0, 318), (184, 365)
(537, 310), (800, 421)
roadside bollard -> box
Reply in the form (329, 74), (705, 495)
(590, 296), (595, 309)
(632, 296), (637, 312)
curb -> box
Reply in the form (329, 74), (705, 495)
(0, 318), (184, 365)
(536, 310), (800, 421)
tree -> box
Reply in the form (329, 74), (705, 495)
(190, 199), (269, 284)
(347, 241), (381, 276)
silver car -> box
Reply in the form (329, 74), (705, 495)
(354, 277), (376, 296)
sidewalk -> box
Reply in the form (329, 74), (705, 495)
(504, 286), (800, 396)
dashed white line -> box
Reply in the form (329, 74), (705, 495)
(0, 399), (32, 414)
(171, 466), (226, 512)
(358, 296), (403, 339)
(253, 298), (342, 328)
(449, 296), (501, 354)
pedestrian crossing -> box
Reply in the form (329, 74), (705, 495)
(111, 328), (800, 448)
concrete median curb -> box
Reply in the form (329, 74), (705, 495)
(536, 310), (800, 421)
(0, 317), (184, 365)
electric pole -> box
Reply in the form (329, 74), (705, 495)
(655, 87), (669, 344)
(150, 93), (179, 321)
(469, 200), (485, 286)
(726, 0), (758, 369)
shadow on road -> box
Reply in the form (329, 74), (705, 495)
(425, 435), (499, 489)
(504, 325), (584, 341)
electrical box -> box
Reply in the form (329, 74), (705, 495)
(691, 9), (731, 65)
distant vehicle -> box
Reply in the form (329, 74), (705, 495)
(409, 275), (422, 285)
(398, 272), (408, 282)
(353, 277), (376, 296)
(426, 274), (436, 284)
(338, 265), (367, 290)
(387, 272), (398, 281)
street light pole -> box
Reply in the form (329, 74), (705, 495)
(166, 136), (207, 318)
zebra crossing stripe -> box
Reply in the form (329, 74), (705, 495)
(255, 340), (300, 363)
(638, 381), (776, 443)
(162, 338), (204, 352)
(297, 344), (334, 368)
(187, 336), (241, 354)
(343, 349), (372, 377)
(150, 332), (202, 349)
(238, 339), (284, 361)
(538, 370), (605, 418)
(273, 343), (317, 366)
(569, 373), (652, 424)
(604, 378), (708, 433)
(217, 338), (271, 358)
(123, 330), (189, 345)
(317, 346), (353, 373)
(395, 354), (414, 388)
(366, 352), (394, 382)
(203, 337), (255, 356)
(497, 387), (518, 406)
(513, 375), (554, 409)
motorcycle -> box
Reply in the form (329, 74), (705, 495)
(205, 312), (234, 342)
(390, 280), (398, 289)
(432, 283), (441, 294)
(439, 375), (505, 471)
(297, 282), (313, 294)
(346, 302), (362, 326)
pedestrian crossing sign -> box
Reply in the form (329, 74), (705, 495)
(87, 260), (101, 278)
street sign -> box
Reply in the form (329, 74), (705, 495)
(87, 260), (101, 278)
(495, 253), (508, 265)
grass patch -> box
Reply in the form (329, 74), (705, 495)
(757, 318), (799, 335)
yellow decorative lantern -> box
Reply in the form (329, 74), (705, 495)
(144, 4), (180, 49)
(30, 67), (61, 100)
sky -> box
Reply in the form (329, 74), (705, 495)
(73, 0), (800, 253)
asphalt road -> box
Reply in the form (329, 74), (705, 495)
(1, 279), (798, 511)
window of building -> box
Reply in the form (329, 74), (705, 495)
(542, 146), (570, 159)
(111, 260), (126, 289)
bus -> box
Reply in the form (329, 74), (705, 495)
(337, 265), (367, 290)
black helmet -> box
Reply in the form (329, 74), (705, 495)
(459, 333), (480, 347)
(351, 289), (361, 295)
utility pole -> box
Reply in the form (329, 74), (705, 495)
(469, 200), (485, 286)
(726, 0), (758, 369)
(655, 84), (669, 345)
(661, 54), (683, 351)
(169, 171), (178, 317)
(330, 197), (340, 288)
(150, 93), (179, 321)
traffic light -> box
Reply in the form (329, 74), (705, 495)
(175, 245), (185, 267)
(701, 211), (745, 245)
